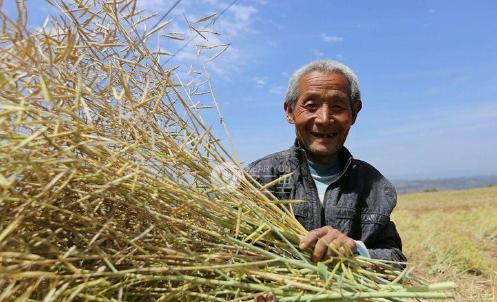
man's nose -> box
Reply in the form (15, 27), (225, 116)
(315, 106), (332, 124)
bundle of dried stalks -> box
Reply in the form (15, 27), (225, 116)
(0, 1), (454, 300)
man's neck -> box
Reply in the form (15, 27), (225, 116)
(306, 152), (339, 165)
(307, 158), (341, 176)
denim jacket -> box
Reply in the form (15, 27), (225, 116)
(246, 143), (406, 262)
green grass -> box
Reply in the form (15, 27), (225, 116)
(394, 186), (497, 301)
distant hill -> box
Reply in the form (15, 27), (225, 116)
(392, 174), (497, 193)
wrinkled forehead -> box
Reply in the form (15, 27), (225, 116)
(298, 70), (351, 97)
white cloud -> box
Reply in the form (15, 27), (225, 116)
(134, 0), (260, 77)
(313, 48), (324, 58)
(136, 1), (258, 39)
(320, 33), (344, 43)
(349, 101), (497, 179)
(201, 0), (222, 5)
(229, 4), (257, 22)
(269, 85), (286, 96)
(266, 20), (284, 31)
(253, 77), (266, 88)
(374, 101), (497, 138)
(216, 4), (258, 38)
(137, 0), (186, 14)
(208, 46), (241, 76)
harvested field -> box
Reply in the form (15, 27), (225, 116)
(394, 186), (497, 301)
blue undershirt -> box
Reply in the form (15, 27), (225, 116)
(307, 159), (341, 204)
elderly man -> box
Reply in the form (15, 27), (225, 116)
(247, 60), (406, 262)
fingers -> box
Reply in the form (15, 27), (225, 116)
(299, 227), (330, 250)
(330, 238), (356, 257)
(313, 230), (340, 262)
(299, 226), (357, 262)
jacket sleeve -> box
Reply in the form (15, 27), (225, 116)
(356, 166), (407, 263)
(367, 220), (406, 262)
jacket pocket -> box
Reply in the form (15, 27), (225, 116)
(292, 202), (312, 231)
(292, 202), (309, 218)
(326, 207), (360, 238)
(359, 213), (390, 245)
(361, 213), (389, 225)
(331, 207), (357, 219)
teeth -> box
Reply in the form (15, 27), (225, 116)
(314, 133), (335, 138)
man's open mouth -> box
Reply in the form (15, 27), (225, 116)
(311, 132), (337, 138)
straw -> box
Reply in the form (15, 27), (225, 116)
(0, 0), (455, 300)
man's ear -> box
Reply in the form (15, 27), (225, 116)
(351, 100), (362, 125)
(284, 101), (295, 124)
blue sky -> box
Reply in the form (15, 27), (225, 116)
(5, 0), (497, 180)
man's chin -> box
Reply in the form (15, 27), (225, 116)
(305, 145), (340, 160)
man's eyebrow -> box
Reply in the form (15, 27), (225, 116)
(300, 92), (320, 99)
(331, 95), (349, 102)
(301, 92), (348, 101)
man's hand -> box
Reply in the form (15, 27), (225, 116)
(299, 226), (357, 262)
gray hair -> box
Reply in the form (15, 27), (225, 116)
(285, 60), (361, 108)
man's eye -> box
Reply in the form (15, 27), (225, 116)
(304, 102), (318, 110)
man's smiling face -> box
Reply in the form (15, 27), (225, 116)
(284, 71), (362, 163)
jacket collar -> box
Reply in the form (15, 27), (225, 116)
(290, 139), (353, 167)
(288, 139), (354, 186)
